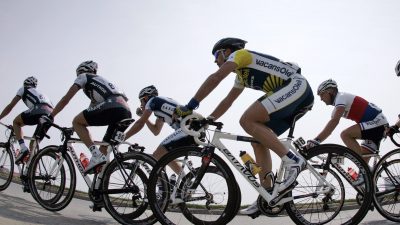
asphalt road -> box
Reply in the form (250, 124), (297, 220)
(0, 182), (398, 225)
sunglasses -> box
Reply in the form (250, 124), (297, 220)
(214, 49), (226, 61)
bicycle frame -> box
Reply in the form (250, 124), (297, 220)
(178, 114), (335, 207)
(206, 130), (335, 206)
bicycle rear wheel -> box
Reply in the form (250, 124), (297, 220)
(373, 148), (400, 222)
(147, 146), (240, 225)
(286, 144), (373, 225)
(0, 144), (13, 191)
(102, 151), (160, 225)
(28, 145), (76, 211)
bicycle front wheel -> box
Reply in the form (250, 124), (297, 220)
(373, 148), (400, 222)
(147, 146), (240, 225)
(0, 144), (14, 191)
(102, 151), (160, 225)
(286, 144), (373, 225)
(28, 145), (76, 211)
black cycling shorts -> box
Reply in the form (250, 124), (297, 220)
(83, 100), (132, 142)
(20, 104), (53, 140)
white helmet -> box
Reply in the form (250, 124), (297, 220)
(23, 76), (38, 88)
(317, 79), (337, 95)
(395, 60), (400, 77)
(76, 60), (98, 75)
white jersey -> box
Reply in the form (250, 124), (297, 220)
(145, 96), (180, 130)
(16, 87), (53, 109)
(74, 73), (127, 104)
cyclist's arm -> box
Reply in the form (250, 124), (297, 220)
(125, 109), (152, 140)
(51, 84), (80, 117)
(145, 117), (164, 136)
(209, 87), (243, 120)
(314, 106), (345, 142)
(192, 61), (237, 103)
(0, 96), (20, 121)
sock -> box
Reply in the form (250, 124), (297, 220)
(89, 145), (101, 157)
(18, 139), (28, 151)
(283, 151), (299, 163)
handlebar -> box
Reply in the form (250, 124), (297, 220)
(0, 122), (13, 130)
(179, 112), (224, 146)
(389, 132), (400, 147)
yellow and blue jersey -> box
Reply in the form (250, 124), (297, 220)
(227, 49), (301, 96)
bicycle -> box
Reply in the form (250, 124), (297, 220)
(147, 110), (374, 225)
(27, 119), (167, 225)
(0, 122), (46, 193)
(361, 131), (400, 222)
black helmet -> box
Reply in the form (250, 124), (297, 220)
(395, 60), (400, 77)
(212, 37), (247, 55)
(139, 85), (158, 99)
(24, 76), (38, 88)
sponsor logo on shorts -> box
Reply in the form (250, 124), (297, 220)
(274, 79), (302, 103)
(87, 101), (106, 112)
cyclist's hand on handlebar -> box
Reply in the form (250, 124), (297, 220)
(136, 107), (143, 117)
(174, 105), (193, 118)
(387, 125), (400, 137)
(39, 114), (53, 124)
(306, 139), (321, 149)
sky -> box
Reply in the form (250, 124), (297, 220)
(1, 0), (399, 204)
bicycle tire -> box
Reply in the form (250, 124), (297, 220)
(390, 133), (400, 147)
(178, 165), (242, 224)
(373, 149), (400, 222)
(28, 145), (76, 211)
(0, 144), (14, 191)
(147, 146), (240, 225)
(286, 144), (373, 225)
(102, 151), (160, 225)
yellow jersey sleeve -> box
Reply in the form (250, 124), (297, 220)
(227, 49), (252, 69)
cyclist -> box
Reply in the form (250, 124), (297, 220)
(174, 37), (314, 215)
(49, 60), (132, 174)
(0, 76), (53, 164)
(307, 79), (388, 165)
(125, 85), (197, 173)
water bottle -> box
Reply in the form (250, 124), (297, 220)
(169, 174), (177, 191)
(240, 151), (261, 175)
(347, 167), (358, 180)
(80, 152), (89, 169)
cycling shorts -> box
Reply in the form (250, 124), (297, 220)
(258, 75), (314, 136)
(83, 96), (132, 142)
(161, 128), (197, 151)
(20, 104), (53, 140)
(359, 113), (388, 153)
(20, 104), (53, 125)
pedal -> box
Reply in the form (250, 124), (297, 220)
(22, 184), (30, 193)
(89, 203), (103, 212)
(249, 210), (261, 219)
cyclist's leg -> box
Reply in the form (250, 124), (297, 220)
(340, 124), (364, 154)
(72, 112), (94, 148)
(252, 142), (273, 189)
(14, 112), (31, 163)
(240, 142), (274, 215)
(240, 80), (311, 193)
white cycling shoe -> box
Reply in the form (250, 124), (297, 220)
(240, 200), (259, 215)
(84, 154), (106, 174)
(278, 156), (306, 193)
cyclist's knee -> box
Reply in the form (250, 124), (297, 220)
(72, 114), (88, 127)
(13, 117), (23, 127)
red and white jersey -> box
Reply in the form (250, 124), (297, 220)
(333, 92), (382, 123)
